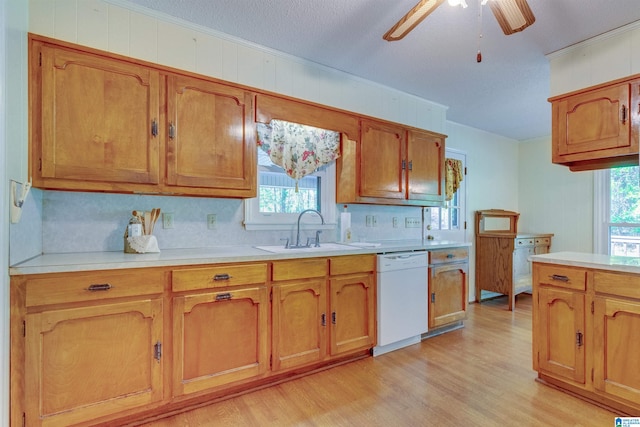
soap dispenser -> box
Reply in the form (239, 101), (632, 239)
(340, 205), (352, 243)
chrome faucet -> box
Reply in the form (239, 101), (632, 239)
(293, 209), (325, 248)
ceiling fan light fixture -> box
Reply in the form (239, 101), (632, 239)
(383, 0), (446, 41)
(448, 0), (468, 8)
(488, 0), (535, 35)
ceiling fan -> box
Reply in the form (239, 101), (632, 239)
(383, 0), (535, 42)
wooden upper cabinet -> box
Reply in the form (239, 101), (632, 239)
(550, 77), (640, 171)
(359, 120), (406, 200)
(337, 119), (446, 206)
(165, 75), (256, 196)
(407, 130), (444, 203)
(34, 41), (160, 189)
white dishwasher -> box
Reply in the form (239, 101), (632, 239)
(373, 251), (428, 356)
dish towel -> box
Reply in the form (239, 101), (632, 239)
(445, 158), (464, 201)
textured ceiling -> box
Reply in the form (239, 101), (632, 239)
(124, 0), (640, 141)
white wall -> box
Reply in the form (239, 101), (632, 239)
(548, 20), (640, 96)
(518, 137), (593, 253)
(3, 1), (28, 426)
(445, 121), (520, 298)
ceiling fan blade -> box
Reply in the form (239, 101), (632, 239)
(383, 0), (446, 41)
(488, 0), (535, 35)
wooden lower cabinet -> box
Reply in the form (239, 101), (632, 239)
(532, 262), (640, 415)
(24, 297), (164, 427)
(272, 279), (327, 371)
(10, 269), (166, 427)
(12, 255), (376, 426)
(536, 286), (586, 384)
(329, 272), (376, 355)
(428, 248), (468, 329)
(172, 287), (269, 396)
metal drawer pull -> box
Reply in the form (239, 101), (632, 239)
(550, 274), (569, 282)
(86, 283), (112, 292)
(446, 253), (454, 258)
(215, 293), (232, 301)
(213, 274), (232, 281)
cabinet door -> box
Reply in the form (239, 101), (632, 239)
(556, 83), (631, 156)
(37, 43), (160, 187)
(407, 130), (445, 203)
(25, 299), (163, 427)
(359, 120), (405, 200)
(166, 74), (256, 195)
(594, 296), (640, 404)
(329, 273), (376, 355)
(272, 280), (327, 371)
(537, 286), (586, 384)
(172, 287), (268, 396)
(429, 262), (467, 328)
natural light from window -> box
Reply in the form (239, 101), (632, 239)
(609, 166), (640, 256)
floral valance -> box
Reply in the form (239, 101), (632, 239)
(256, 119), (340, 190)
(445, 158), (464, 201)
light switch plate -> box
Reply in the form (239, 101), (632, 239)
(163, 213), (174, 229)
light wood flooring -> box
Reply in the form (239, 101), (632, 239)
(140, 295), (617, 426)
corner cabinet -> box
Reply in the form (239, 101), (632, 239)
(337, 119), (445, 207)
(550, 76), (640, 171)
(29, 34), (256, 198)
(532, 262), (640, 415)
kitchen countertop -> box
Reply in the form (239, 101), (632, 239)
(529, 251), (640, 274)
(10, 240), (471, 276)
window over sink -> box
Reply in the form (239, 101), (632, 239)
(244, 121), (338, 231)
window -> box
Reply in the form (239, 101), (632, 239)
(594, 166), (640, 256)
(244, 133), (337, 231)
(424, 149), (467, 242)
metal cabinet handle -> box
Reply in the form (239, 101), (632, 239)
(332, 311), (337, 325)
(321, 313), (326, 326)
(621, 104), (627, 124)
(169, 122), (176, 139)
(86, 283), (112, 292)
(213, 274), (232, 281)
(215, 293), (232, 301)
(550, 274), (569, 282)
(576, 330), (583, 347)
(151, 119), (158, 136)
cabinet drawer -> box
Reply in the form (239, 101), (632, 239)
(329, 255), (375, 275)
(172, 263), (267, 292)
(429, 248), (468, 264)
(536, 264), (586, 291)
(25, 269), (165, 307)
(534, 237), (551, 246)
(594, 271), (640, 299)
(515, 238), (534, 247)
(272, 258), (327, 281)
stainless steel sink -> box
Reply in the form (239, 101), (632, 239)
(254, 243), (358, 254)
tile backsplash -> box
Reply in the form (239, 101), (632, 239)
(9, 190), (425, 264)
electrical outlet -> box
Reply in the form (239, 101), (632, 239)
(366, 215), (373, 227)
(393, 217), (399, 228)
(207, 214), (217, 230)
(372, 215), (378, 227)
(405, 217), (421, 228)
(163, 213), (174, 229)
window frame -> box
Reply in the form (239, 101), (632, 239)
(243, 160), (337, 231)
(593, 167), (640, 255)
(424, 148), (467, 242)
